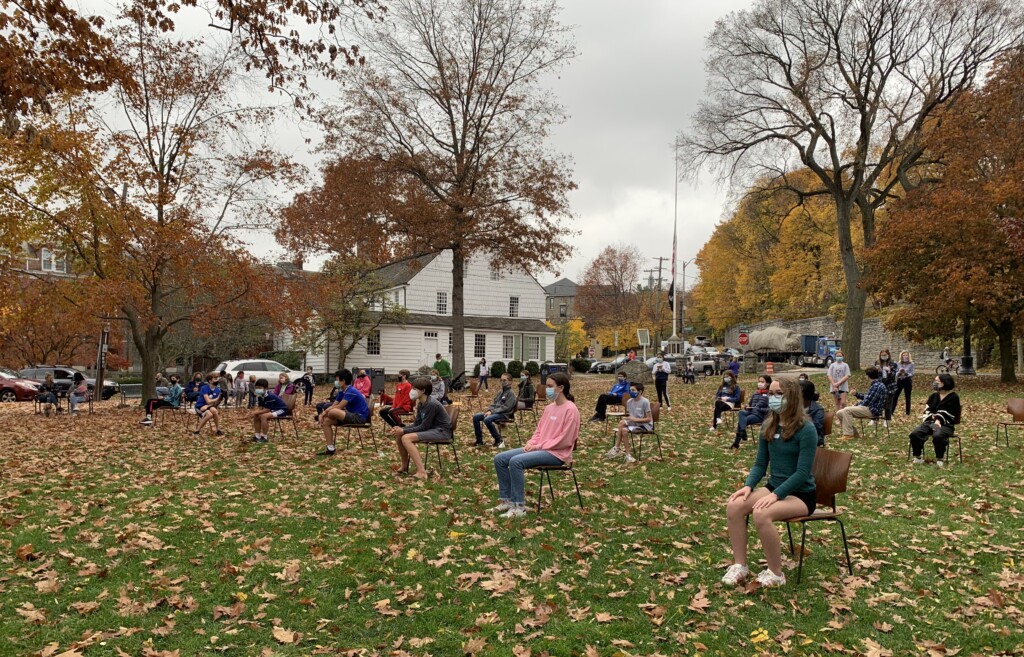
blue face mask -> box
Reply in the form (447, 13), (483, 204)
(836, 356), (844, 363)
(768, 396), (786, 412)
(629, 390), (639, 398)
(334, 380), (341, 389)
(545, 387), (556, 400)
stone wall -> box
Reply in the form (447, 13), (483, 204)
(724, 316), (943, 369)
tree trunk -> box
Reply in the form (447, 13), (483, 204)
(451, 245), (466, 379)
(835, 202), (867, 370)
(139, 326), (160, 406)
(992, 319), (1017, 383)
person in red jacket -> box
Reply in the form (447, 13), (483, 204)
(379, 369), (413, 427)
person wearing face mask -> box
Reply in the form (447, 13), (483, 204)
(516, 371), (536, 411)
(728, 356), (741, 379)
(651, 352), (672, 410)
(193, 372), (224, 436)
(428, 369), (447, 404)
(605, 382), (652, 464)
(379, 369), (413, 428)
(248, 377), (289, 443)
(317, 369), (370, 457)
(472, 373), (517, 447)
(352, 369), (371, 397)
(723, 378), (817, 588)
(894, 351), (915, 416)
(873, 349), (897, 426)
(140, 375), (183, 426)
(909, 373), (960, 468)
(184, 372), (204, 402)
(390, 377), (453, 479)
(827, 351), (852, 409)
(490, 372), (580, 519)
(730, 376), (772, 449)
(589, 373), (631, 422)
(478, 357), (490, 391)
(799, 379), (826, 446)
(710, 373), (742, 431)
(835, 366), (888, 439)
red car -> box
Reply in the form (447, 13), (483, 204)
(0, 369), (41, 402)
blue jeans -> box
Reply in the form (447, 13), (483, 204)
(69, 393), (87, 412)
(473, 412), (507, 444)
(494, 448), (563, 505)
(737, 410), (766, 432)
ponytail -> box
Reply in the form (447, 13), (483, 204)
(549, 372), (574, 402)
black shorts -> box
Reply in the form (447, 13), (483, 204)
(767, 483), (816, 515)
(336, 412), (367, 426)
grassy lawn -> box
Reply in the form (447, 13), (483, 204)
(1, 372), (1023, 657)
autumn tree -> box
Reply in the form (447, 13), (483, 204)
(550, 318), (588, 362)
(287, 0), (577, 377)
(575, 244), (645, 350)
(680, 0), (1024, 370)
(0, 23), (302, 402)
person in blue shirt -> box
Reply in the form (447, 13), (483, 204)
(835, 366), (888, 439)
(140, 375), (183, 426)
(710, 373), (741, 431)
(193, 372), (224, 436)
(249, 378), (290, 443)
(730, 375), (771, 448)
(589, 373), (631, 422)
(318, 368), (370, 457)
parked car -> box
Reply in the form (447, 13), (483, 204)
(685, 345), (707, 356)
(19, 365), (120, 400)
(676, 354), (716, 376)
(0, 370), (41, 402)
(644, 356), (676, 373)
(705, 347), (721, 358)
(212, 359), (306, 386)
(587, 361), (607, 374)
(595, 355), (629, 374)
(724, 348), (743, 359)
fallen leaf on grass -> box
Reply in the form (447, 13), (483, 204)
(69, 601), (99, 615)
(272, 627), (299, 644)
(687, 586), (711, 613)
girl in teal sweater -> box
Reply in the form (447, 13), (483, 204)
(722, 378), (817, 588)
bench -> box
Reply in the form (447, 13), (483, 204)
(120, 384), (144, 405)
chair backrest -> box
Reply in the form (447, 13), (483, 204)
(737, 389), (746, 406)
(1007, 398), (1024, 422)
(444, 404), (460, 432)
(535, 385), (546, 402)
(811, 448), (852, 511)
(650, 401), (660, 425)
(470, 378), (479, 395)
(283, 393), (297, 413)
(823, 411), (834, 437)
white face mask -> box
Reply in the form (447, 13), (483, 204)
(409, 389), (421, 400)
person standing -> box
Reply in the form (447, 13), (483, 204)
(478, 357), (489, 391)
(301, 366), (316, 406)
(894, 351), (915, 416)
(233, 370), (248, 408)
(909, 373), (961, 468)
(433, 354), (452, 398)
(390, 377), (453, 480)
(874, 349), (897, 426)
(728, 357), (741, 379)
(651, 352), (672, 411)
(827, 351), (851, 410)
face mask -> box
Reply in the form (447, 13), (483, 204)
(358, 373), (365, 378)
(255, 388), (266, 397)
(932, 382), (941, 391)
(836, 357), (844, 363)
(409, 389), (421, 400)
(334, 380), (341, 389)
(724, 377), (732, 385)
(902, 357), (909, 363)
(655, 358), (663, 364)
(520, 374), (527, 380)
(617, 378), (625, 384)
(545, 387), (556, 400)
(501, 381), (511, 389)
(757, 382), (767, 390)
(798, 376), (807, 382)
(768, 396), (786, 412)
(629, 390), (639, 398)
(430, 375), (438, 381)
(880, 356), (889, 362)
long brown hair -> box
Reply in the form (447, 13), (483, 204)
(761, 378), (806, 441)
(548, 372), (574, 402)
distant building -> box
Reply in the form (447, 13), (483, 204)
(543, 277), (577, 326)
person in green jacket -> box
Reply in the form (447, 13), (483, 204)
(433, 353), (452, 402)
(722, 377), (817, 588)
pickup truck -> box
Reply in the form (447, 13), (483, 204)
(675, 355), (716, 377)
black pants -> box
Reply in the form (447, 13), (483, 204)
(379, 407), (405, 427)
(655, 378), (670, 407)
(146, 399), (175, 415)
(304, 381), (315, 405)
(593, 393), (622, 420)
(681, 373), (695, 384)
(910, 422), (954, 460)
(894, 378), (913, 415)
(713, 400), (733, 426)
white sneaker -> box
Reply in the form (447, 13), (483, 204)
(666, 406), (672, 411)
(500, 505), (527, 519)
(883, 420), (889, 428)
(604, 446), (621, 459)
(868, 420), (876, 426)
(756, 569), (786, 587)
(623, 454), (636, 464)
(936, 460), (945, 468)
(721, 563), (749, 586)
(488, 501), (513, 514)
(708, 426), (717, 432)
(913, 458), (925, 465)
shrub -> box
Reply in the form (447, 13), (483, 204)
(524, 360), (540, 376)
(506, 360), (524, 378)
(490, 361), (506, 378)
(472, 363), (480, 377)
(417, 365), (432, 377)
(116, 376), (144, 385)
(259, 350), (303, 370)
(570, 358), (591, 373)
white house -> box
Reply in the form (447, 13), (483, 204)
(288, 250), (555, 376)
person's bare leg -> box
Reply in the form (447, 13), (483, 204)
(394, 435), (410, 472)
(752, 497), (809, 575)
(402, 434), (426, 479)
(726, 488), (771, 566)
(260, 414), (270, 435)
(616, 421), (627, 449)
(621, 428), (633, 456)
(196, 413), (209, 433)
(212, 409), (221, 432)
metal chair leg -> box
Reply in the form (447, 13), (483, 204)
(450, 442), (461, 473)
(536, 471), (545, 512)
(546, 471), (555, 506)
(796, 523), (808, 584)
(571, 471), (583, 509)
(786, 523), (795, 555)
(837, 518), (852, 575)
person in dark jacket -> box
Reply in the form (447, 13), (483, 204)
(710, 374), (741, 431)
(472, 373), (517, 447)
(391, 377), (453, 480)
(516, 371), (536, 410)
(874, 349), (898, 425)
(909, 373), (961, 468)
(249, 377), (290, 443)
(184, 373), (203, 403)
(730, 375), (771, 448)
(800, 378), (826, 446)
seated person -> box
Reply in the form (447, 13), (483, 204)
(909, 373), (960, 468)
(68, 373), (88, 415)
(155, 373), (170, 397)
(730, 375), (771, 448)
(723, 378), (817, 588)
(681, 363), (696, 384)
(429, 369), (447, 404)
(249, 378), (290, 443)
(710, 374), (741, 431)
(353, 369), (372, 397)
(472, 373), (517, 447)
(516, 371), (536, 411)
(589, 373), (631, 422)
(835, 366), (887, 439)
(317, 369), (370, 457)
(184, 373), (204, 402)
(193, 373), (224, 436)
(140, 375), (183, 426)
(800, 379), (826, 446)
(489, 372), (580, 519)
(380, 370), (413, 427)
(36, 373), (60, 416)
(272, 373), (296, 397)
(390, 377), (453, 480)
(605, 381), (652, 464)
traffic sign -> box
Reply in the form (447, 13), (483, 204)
(588, 346), (595, 358)
(739, 333), (749, 346)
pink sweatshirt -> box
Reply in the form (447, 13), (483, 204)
(525, 400), (581, 463)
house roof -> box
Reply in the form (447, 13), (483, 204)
(373, 253), (439, 287)
(376, 312), (554, 334)
(543, 277), (577, 297)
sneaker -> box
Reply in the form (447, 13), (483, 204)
(736, 429), (747, 442)
(708, 426), (717, 432)
(317, 448), (337, 457)
(913, 457), (925, 465)
(623, 454), (636, 465)
(215, 430), (224, 436)
(666, 406), (672, 411)
(488, 501), (513, 514)
(250, 435), (261, 443)
(868, 420), (876, 426)
(721, 563), (749, 586)
(493, 441), (505, 449)
(604, 446), (621, 460)
(258, 436), (268, 443)
(756, 569), (786, 587)
(883, 420), (889, 428)
(936, 460), (944, 468)
(140, 418), (153, 426)
(500, 505), (527, 519)
(589, 416), (603, 423)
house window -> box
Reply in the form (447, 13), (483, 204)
(393, 290), (401, 306)
(474, 334), (486, 358)
(559, 304), (567, 318)
(41, 248), (67, 273)
(548, 298), (554, 309)
(509, 296), (519, 318)
(448, 333), (452, 354)
(424, 331), (438, 338)
(527, 336), (541, 360)
(436, 291), (448, 315)
(503, 335), (514, 359)
(366, 331), (380, 356)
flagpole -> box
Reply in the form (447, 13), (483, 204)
(670, 140), (679, 342)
